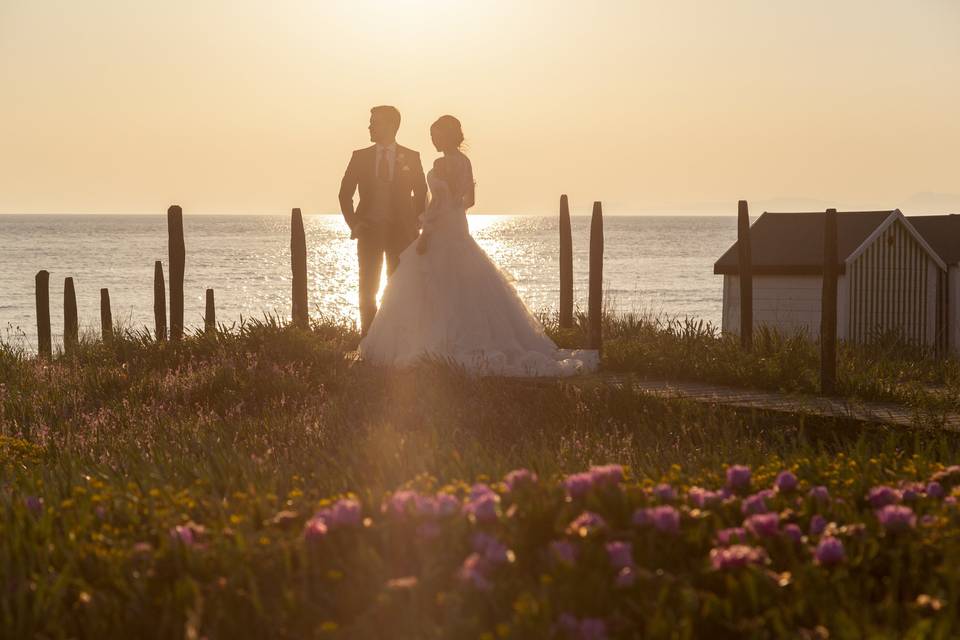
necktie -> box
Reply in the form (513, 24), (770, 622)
(378, 148), (390, 182)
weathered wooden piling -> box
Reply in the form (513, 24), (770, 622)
(737, 200), (753, 350)
(588, 201), (604, 352)
(820, 208), (839, 395)
(559, 195), (573, 329)
(168, 205), (185, 340)
(100, 288), (113, 341)
(154, 261), (167, 341)
(291, 207), (308, 328)
(205, 289), (216, 334)
(63, 277), (78, 355)
(35, 270), (51, 358)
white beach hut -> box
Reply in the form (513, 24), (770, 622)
(714, 210), (960, 351)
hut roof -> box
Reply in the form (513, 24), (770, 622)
(713, 211), (894, 275)
(905, 215), (960, 266)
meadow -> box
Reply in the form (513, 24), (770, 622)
(1, 315), (959, 639)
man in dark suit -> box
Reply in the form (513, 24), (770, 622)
(339, 105), (427, 335)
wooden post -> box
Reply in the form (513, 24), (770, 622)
(63, 277), (78, 355)
(205, 289), (216, 334)
(559, 195), (574, 329)
(154, 261), (167, 341)
(35, 270), (51, 358)
(820, 208), (839, 395)
(291, 207), (308, 328)
(737, 200), (753, 350)
(168, 205), (185, 340)
(588, 201), (604, 352)
(100, 288), (113, 342)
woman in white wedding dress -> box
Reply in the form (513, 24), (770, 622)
(358, 115), (598, 377)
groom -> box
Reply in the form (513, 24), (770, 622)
(339, 105), (427, 335)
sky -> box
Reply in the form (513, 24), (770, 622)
(1, 0), (959, 215)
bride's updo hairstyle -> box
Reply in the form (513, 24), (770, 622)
(430, 115), (465, 153)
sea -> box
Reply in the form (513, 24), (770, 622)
(0, 215), (737, 352)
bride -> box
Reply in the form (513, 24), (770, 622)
(358, 115), (598, 377)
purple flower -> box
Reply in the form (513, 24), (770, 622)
(463, 493), (499, 523)
(688, 486), (723, 509)
(653, 483), (677, 502)
(472, 532), (512, 565)
(469, 483), (496, 500)
(715, 527), (748, 546)
(809, 514), (827, 536)
(808, 486), (830, 502)
(744, 512), (779, 538)
(921, 514), (937, 527)
(567, 511), (607, 536)
(726, 465), (752, 491)
(775, 471), (798, 493)
(634, 506), (680, 534)
(741, 493), (768, 515)
(605, 541), (634, 570)
(926, 481), (945, 499)
(901, 483), (924, 503)
(315, 498), (362, 529)
(876, 505), (916, 532)
(434, 493), (461, 516)
(550, 539), (578, 566)
(383, 489), (420, 516)
(867, 485), (901, 509)
(504, 468), (538, 492)
(564, 472), (594, 499)
(172, 525), (195, 546)
(709, 544), (768, 570)
(946, 496), (957, 506)
(24, 496), (43, 517)
(783, 523), (803, 543)
(814, 536), (846, 566)
(590, 464), (624, 487)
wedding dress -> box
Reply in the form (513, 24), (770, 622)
(358, 152), (598, 377)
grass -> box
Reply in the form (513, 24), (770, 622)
(1, 316), (959, 638)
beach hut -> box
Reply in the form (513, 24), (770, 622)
(714, 210), (960, 351)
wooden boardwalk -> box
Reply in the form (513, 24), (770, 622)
(574, 374), (960, 432)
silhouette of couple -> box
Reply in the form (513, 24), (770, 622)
(339, 106), (596, 377)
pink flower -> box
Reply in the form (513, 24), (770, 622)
(564, 472), (594, 499)
(809, 514), (827, 536)
(744, 512), (779, 538)
(383, 489), (420, 516)
(726, 465), (752, 491)
(605, 541), (633, 570)
(458, 553), (493, 591)
(653, 483), (677, 502)
(709, 545), (768, 570)
(434, 493), (461, 517)
(775, 471), (798, 493)
(867, 486), (901, 509)
(567, 511), (607, 536)
(926, 481), (945, 499)
(557, 615), (608, 640)
(633, 506), (680, 534)
(463, 493), (499, 523)
(741, 493), (768, 515)
(472, 533), (511, 565)
(318, 498), (362, 529)
(876, 505), (916, 532)
(901, 483), (924, 503)
(814, 536), (846, 566)
(783, 523), (803, 543)
(808, 486), (830, 502)
(504, 468), (538, 492)
(715, 527), (748, 546)
(688, 487), (723, 509)
(304, 517), (328, 542)
(590, 464), (624, 487)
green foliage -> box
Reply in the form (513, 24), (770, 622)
(1, 316), (959, 638)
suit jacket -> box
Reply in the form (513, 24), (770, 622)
(339, 144), (428, 252)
